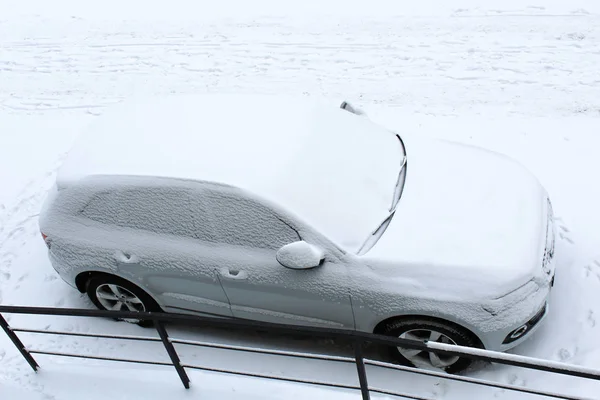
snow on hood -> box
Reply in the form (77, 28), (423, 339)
(363, 133), (548, 295)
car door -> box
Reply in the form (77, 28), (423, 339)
(79, 181), (234, 318)
(201, 186), (356, 330)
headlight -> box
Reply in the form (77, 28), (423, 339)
(542, 198), (555, 275)
(483, 280), (540, 316)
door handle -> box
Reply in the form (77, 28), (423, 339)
(220, 268), (248, 280)
(114, 250), (140, 264)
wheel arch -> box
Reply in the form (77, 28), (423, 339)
(372, 314), (485, 349)
(75, 271), (122, 293)
(75, 271), (162, 310)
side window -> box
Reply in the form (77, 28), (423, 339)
(81, 187), (214, 240)
(204, 189), (299, 250)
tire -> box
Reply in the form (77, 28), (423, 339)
(86, 274), (161, 327)
(380, 318), (478, 374)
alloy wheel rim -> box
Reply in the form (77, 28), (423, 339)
(398, 329), (460, 370)
(95, 284), (146, 319)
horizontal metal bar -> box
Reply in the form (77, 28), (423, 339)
(365, 359), (590, 400)
(368, 336), (600, 383)
(183, 364), (432, 400)
(184, 362), (360, 391)
(427, 341), (600, 383)
(24, 347), (577, 400)
(3, 305), (600, 384)
(28, 344), (419, 399)
(171, 337), (353, 363)
(0, 305), (356, 339)
(368, 387), (432, 400)
(182, 363), (426, 399)
(13, 327), (162, 342)
(28, 349), (173, 367)
(27, 345), (586, 400)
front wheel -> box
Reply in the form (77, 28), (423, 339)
(380, 318), (479, 374)
(86, 274), (161, 326)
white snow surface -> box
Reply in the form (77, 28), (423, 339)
(2, 1), (600, 399)
(57, 94), (401, 252)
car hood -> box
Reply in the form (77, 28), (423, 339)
(362, 133), (548, 296)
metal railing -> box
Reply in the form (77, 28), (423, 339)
(1, 305), (599, 400)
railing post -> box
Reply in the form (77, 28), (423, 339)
(353, 341), (371, 400)
(154, 320), (190, 389)
(0, 313), (39, 372)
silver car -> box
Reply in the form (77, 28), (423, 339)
(39, 94), (556, 373)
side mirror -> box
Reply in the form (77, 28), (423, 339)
(276, 241), (325, 270)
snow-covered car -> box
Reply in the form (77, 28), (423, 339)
(39, 94), (556, 373)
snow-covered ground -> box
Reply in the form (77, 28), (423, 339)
(1, 0), (600, 398)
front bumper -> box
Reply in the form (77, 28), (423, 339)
(502, 302), (547, 345)
(479, 197), (556, 352)
(489, 267), (554, 352)
(480, 260), (554, 353)
(495, 300), (549, 352)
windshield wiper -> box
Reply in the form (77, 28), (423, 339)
(390, 134), (408, 211)
(357, 135), (408, 256)
(357, 211), (395, 256)
(390, 155), (407, 212)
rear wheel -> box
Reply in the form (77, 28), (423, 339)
(86, 275), (161, 326)
(380, 318), (479, 373)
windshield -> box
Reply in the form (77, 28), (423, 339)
(357, 134), (407, 255)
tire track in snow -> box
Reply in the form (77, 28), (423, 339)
(0, 14), (599, 116)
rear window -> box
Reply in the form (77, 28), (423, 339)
(80, 187), (216, 241)
(80, 185), (299, 249)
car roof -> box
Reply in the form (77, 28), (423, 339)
(57, 94), (401, 251)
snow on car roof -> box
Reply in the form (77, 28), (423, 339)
(57, 94), (402, 251)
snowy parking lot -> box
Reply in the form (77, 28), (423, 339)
(1, 0), (600, 398)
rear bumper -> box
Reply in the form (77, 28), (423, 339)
(47, 249), (78, 289)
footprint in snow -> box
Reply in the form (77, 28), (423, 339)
(506, 373), (526, 386)
(583, 260), (600, 281)
(0, 256), (13, 273)
(587, 310), (596, 328)
(554, 218), (574, 244)
(557, 347), (578, 362)
(431, 381), (448, 397)
(4, 226), (22, 238)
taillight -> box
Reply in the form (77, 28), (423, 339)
(41, 232), (51, 249)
